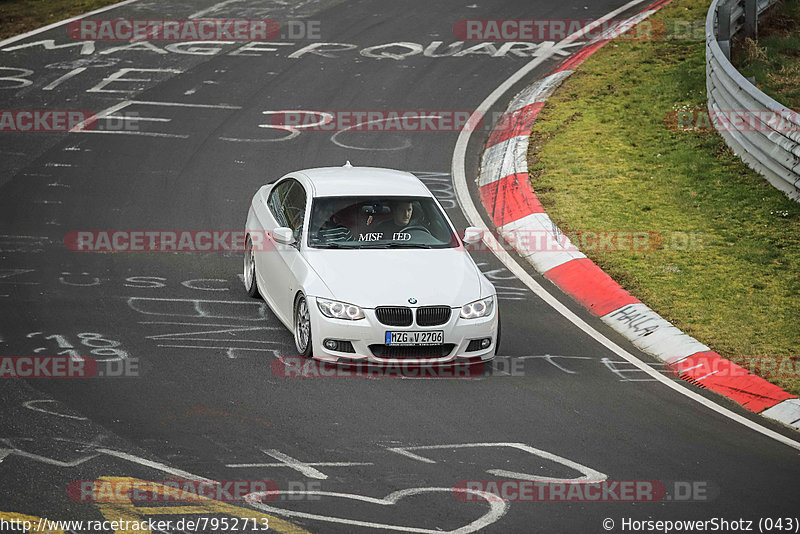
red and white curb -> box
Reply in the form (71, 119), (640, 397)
(476, 13), (799, 430)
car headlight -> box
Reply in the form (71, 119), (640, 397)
(317, 298), (365, 320)
(460, 296), (494, 319)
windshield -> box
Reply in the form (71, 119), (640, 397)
(307, 196), (458, 249)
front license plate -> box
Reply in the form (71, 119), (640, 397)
(385, 330), (444, 346)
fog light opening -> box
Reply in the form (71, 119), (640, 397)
(323, 339), (356, 353)
(466, 338), (492, 352)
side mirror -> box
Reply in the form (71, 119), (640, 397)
(463, 227), (484, 245)
(273, 227), (295, 245)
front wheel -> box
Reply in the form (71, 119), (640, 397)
(294, 294), (313, 357)
(243, 235), (260, 298)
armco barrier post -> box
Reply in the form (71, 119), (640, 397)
(717, 2), (731, 58)
(706, 0), (800, 201)
(744, 0), (758, 39)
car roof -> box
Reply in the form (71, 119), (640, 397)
(291, 166), (432, 198)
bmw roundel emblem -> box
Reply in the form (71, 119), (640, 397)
(408, 298), (417, 304)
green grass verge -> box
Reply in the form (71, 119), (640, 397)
(0, 0), (121, 40)
(731, 0), (800, 110)
(527, 0), (800, 395)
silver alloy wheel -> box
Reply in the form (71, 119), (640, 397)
(244, 236), (255, 291)
(294, 296), (311, 354)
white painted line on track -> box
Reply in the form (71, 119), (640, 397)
(189, 0), (243, 19)
(22, 399), (89, 420)
(263, 450), (328, 479)
(451, 0), (800, 451)
(43, 67), (88, 91)
(385, 448), (436, 464)
(0, 442), (99, 467)
(515, 354), (593, 374)
(601, 358), (657, 382)
(97, 448), (214, 482)
(388, 443), (607, 482)
(106, 115), (171, 122)
(246, 487), (508, 534)
(227, 461), (373, 468)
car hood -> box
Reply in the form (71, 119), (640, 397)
(304, 248), (484, 308)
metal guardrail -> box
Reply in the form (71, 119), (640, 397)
(706, 0), (800, 201)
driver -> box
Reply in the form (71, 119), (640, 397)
(375, 200), (414, 239)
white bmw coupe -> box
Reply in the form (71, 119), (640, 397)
(243, 164), (499, 364)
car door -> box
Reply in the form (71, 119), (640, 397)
(257, 178), (307, 325)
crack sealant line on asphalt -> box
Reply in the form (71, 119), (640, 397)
(451, 0), (800, 450)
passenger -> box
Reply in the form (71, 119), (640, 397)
(316, 201), (354, 243)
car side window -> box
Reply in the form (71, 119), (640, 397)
(268, 180), (292, 226)
(281, 180), (307, 239)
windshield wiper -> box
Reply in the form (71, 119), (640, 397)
(316, 242), (378, 249)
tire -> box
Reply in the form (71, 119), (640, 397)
(243, 234), (260, 298)
(294, 293), (313, 357)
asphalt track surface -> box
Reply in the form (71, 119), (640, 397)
(1, 0), (799, 532)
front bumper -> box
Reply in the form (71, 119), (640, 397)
(307, 296), (498, 364)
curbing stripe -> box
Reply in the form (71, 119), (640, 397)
(499, 213), (586, 272)
(669, 352), (796, 412)
(474, 0), (798, 420)
(508, 70), (575, 110)
(479, 172), (545, 227)
(762, 399), (800, 430)
(479, 137), (528, 187)
(486, 102), (544, 148)
(544, 258), (641, 317)
(600, 303), (711, 363)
